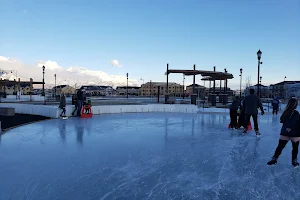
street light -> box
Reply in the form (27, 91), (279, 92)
(257, 49), (263, 97)
(182, 74), (185, 99)
(239, 68), (243, 98)
(140, 78), (144, 85)
(284, 76), (287, 99)
(42, 66), (45, 96)
(260, 76), (262, 84)
(54, 74), (56, 97)
(126, 73), (128, 98)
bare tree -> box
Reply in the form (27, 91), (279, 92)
(245, 76), (252, 89)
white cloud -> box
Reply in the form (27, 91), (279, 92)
(0, 56), (16, 62)
(0, 56), (137, 88)
(109, 60), (122, 67)
(36, 60), (62, 70)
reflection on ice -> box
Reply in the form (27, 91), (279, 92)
(0, 113), (299, 200)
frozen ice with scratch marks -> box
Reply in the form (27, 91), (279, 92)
(0, 113), (300, 200)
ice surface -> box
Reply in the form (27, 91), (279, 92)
(0, 113), (300, 200)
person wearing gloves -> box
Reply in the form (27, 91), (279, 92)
(242, 88), (264, 136)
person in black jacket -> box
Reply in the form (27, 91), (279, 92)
(229, 96), (240, 129)
(267, 98), (300, 167)
(76, 89), (84, 117)
(242, 89), (264, 136)
(59, 93), (66, 117)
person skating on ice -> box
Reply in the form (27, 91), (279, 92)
(59, 93), (66, 117)
(229, 96), (241, 130)
(267, 98), (300, 167)
(272, 95), (280, 115)
(242, 88), (264, 136)
(76, 89), (84, 117)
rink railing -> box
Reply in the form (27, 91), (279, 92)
(0, 104), (200, 118)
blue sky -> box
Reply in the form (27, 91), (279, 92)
(1, 0), (299, 88)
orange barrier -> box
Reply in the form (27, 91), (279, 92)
(80, 105), (93, 118)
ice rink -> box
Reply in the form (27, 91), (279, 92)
(1, 113), (300, 200)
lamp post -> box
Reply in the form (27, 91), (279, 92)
(257, 49), (263, 97)
(182, 74), (185, 99)
(239, 68), (243, 99)
(140, 78), (144, 85)
(150, 80), (152, 98)
(126, 73), (128, 98)
(54, 74), (56, 97)
(140, 78), (144, 96)
(42, 66), (45, 96)
(260, 76), (262, 98)
(284, 76), (287, 99)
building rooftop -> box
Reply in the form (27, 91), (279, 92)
(53, 85), (68, 89)
(116, 86), (141, 89)
(271, 81), (300, 86)
(80, 85), (112, 90)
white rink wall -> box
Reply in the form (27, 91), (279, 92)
(0, 103), (199, 118)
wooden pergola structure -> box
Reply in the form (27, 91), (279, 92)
(165, 64), (234, 105)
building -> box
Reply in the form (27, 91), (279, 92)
(185, 84), (206, 98)
(80, 85), (114, 96)
(245, 84), (270, 98)
(53, 85), (76, 96)
(208, 87), (234, 96)
(270, 81), (300, 99)
(140, 82), (183, 97)
(116, 86), (141, 96)
(284, 83), (300, 98)
(3, 83), (31, 95)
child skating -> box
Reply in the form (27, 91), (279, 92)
(267, 98), (300, 167)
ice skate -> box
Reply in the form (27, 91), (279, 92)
(255, 130), (261, 137)
(292, 159), (299, 168)
(267, 157), (277, 165)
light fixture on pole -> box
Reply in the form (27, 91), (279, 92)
(257, 49), (263, 97)
(182, 74), (185, 99)
(54, 74), (56, 97)
(239, 68), (243, 99)
(126, 73), (128, 98)
(284, 76), (287, 99)
(140, 78), (144, 85)
(42, 66), (45, 96)
(259, 76), (262, 98)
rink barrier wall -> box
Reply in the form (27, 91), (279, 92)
(0, 104), (200, 119)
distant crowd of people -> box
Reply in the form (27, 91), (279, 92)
(229, 88), (300, 167)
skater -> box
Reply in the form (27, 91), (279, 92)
(76, 89), (84, 117)
(229, 96), (240, 129)
(267, 98), (300, 167)
(59, 93), (66, 117)
(72, 95), (78, 116)
(237, 104), (245, 128)
(84, 99), (92, 114)
(242, 89), (264, 136)
(272, 96), (280, 115)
